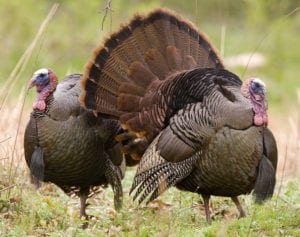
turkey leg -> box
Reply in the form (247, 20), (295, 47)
(202, 194), (212, 223)
(231, 196), (246, 218)
(80, 194), (88, 218)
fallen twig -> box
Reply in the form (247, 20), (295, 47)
(0, 185), (16, 193)
(99, 0), (113, 31)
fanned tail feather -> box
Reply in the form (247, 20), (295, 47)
(80, 8), (223, 129)
(80, 8), (225, 161)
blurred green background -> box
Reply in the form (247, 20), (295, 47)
(0, 2), (300, 235)
(0, 0), (299, 113)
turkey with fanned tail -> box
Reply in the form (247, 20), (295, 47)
(79, 8), (277, 222)
(24, 70), (125, 218)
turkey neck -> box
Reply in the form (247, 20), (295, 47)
(30, 92), (54, 147)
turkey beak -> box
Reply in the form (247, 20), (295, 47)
(27, 76), (37, 91)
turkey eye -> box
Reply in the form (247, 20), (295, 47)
(251, 82), (258, 89)
(251, 82), (265, 95)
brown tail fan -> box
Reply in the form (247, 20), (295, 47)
(80, 8), (224, 159)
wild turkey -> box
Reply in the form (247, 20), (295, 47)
(24, 69), (125, 218)
(79, 8), (277, 222)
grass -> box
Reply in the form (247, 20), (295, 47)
(1, 1), (300, 236)
(0, 166), (300, 236)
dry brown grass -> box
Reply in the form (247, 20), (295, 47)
(0, 3), (59, 193)
(269, 104), (300, 177)
(0, 93), (299, 192)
